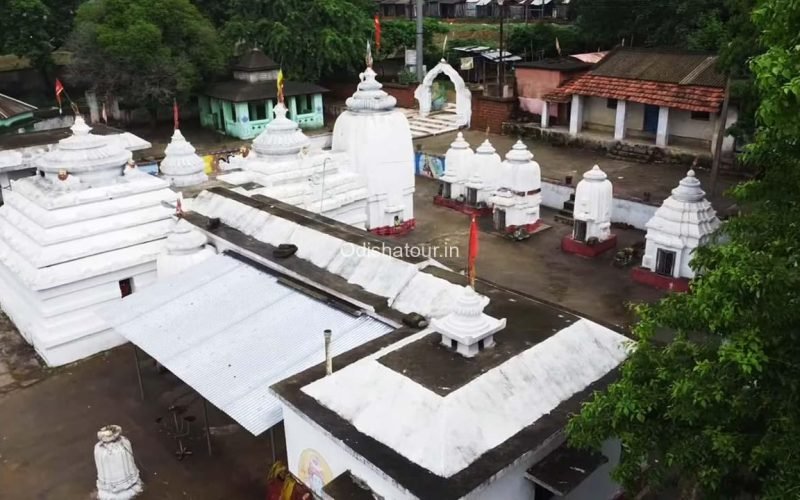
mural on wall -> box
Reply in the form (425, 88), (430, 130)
(297, 448), (333, 494)
(415, 152), (446, 179)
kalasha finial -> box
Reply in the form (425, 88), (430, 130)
(57, 169), (69, 181)
(366, 40), (373, 68)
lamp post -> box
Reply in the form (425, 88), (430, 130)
(497, 0), (506, 96)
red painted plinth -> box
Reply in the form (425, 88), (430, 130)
(370, 218), (416, 236)
(631, 266), (691, 292)
(433, 196), (493, 217)
(504, 221), (543, 234)
(561, 234), (618, 257)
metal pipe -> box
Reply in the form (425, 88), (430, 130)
(498, 0), (505, 95)
(324, 329), (333, 375)
(202, 399), (213, 456)
(132, 345), (144, 401)
(416, 0), (424, 82)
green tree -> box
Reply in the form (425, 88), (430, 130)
(66, 0), (224, 123)
(506, 24), (586, 60)
(220, 0), (377, 82)
(566, 0), (800, 497)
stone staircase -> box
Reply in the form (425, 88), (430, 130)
(554, 193), (575, 225)
(400, 104), (462, 139)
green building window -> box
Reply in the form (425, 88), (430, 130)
(249, 101), (267, 121)
(297, 95), (313, 115)
(229, 102), (237, 122)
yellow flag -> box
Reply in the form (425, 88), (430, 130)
(277, 69), (285, 104)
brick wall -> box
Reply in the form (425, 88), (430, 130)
(471, 95), (516, 134)
(383, 83), (417, 109)
(322, 81), (358, 102)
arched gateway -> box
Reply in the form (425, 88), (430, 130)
(414, 59), (472, 128)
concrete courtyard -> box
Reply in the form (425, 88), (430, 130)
(0, 169), (672, 499)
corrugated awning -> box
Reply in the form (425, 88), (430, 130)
(98, 252), (393, 436)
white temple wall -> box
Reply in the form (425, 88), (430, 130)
(563, 440), (622, 500)
(642, 240), (683, 278)
(536, 182), (657, 230)
(282, 403), (417, 500)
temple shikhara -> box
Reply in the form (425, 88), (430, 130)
(562, 165), (617, 257)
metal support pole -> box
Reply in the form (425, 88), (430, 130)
(499, 2), (505, 95)
(202, 399), (213, 456)
(270, 427), (277, 464)
(132, 344), (144, 401)
(710, 76), (731, 198)
(416, 0), (424, 82)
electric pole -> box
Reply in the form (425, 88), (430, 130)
(416, 0), (424, 82)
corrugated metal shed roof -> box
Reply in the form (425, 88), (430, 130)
(98, 252), (393, 436)
(0, 92), (36, 121)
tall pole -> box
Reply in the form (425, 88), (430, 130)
(498, 0), (505, 96)
(710, 76), (731, 198)
(416, 0), (424, 82)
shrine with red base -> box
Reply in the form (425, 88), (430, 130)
(561, 234), (618, 258)
(433, 196), (493, 217)
(370, 219), (416, 236)
(631, 266), (691, 292)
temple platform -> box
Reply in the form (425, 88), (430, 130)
(631, 266), (691, 292)
(370, 219), (416, 236)
(433, 195), (493, 217)
(561, 234), (618, 258)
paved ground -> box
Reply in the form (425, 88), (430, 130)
(416, 130), (740, 211)
(0, 163), (668, 499)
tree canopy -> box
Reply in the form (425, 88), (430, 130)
(566, 0), (800, 497)
(219, 0), (377, 82)
(0, 0), (81, 72)
(66, 0), (224, 113)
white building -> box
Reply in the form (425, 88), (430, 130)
(155, 218), (216, 280)
(273, 273), (632, 499)
(332, 65), (416, 234)
(159, 129), (208, 188)
(219, 102), (369, 228)
(439, 132), (474, 201)
(640, 169), (720, 280)
(464, 139), (502, 207)
(488, 140), (542, 236)
(0, 117), (176, 366)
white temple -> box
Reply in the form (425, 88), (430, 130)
(641, 170), (720, 279)
(218, 102), (369, 229)
(431, 286), (506, 358)
(332, 65), (416, 233)
(488, 140), (542, 235)
(156, 219), (217, 279)
(159, 129), (208, 187)
(464, 139), (502, 207)
(0, 116), (176, 366)
(573, 165), (613, 242)
(94, 425), (143, 500)
(439, 132), (474, 201)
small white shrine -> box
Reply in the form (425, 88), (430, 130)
(439, 132), (474, 201)
(488, 140), (542, 236)
(219, 102), (369, 228)
(0, 116), (176, 366)
(156, 219), (217, 279)
(94, 425), (143, 500)
(332, 65), (416, 233)
(639, 169), (720, 282)
(562, 165), (617, 256)
(431, 286), (506, 358)
(159, 129), (208, 187)
(464, 139), (502, 208)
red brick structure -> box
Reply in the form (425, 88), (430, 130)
(631, 266), (691, 292)
(561, 234), (618, 258)
(383, 83), (417, 109)
(470, 95), (516, 134)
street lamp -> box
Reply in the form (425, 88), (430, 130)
(497, 0), (506, 96)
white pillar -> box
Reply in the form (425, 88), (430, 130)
(569, 95), (583, 136)
(656, 106), (670, 146)
(540, 101), (550, 128)
(614, 100), (627, 140)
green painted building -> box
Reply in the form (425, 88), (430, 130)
(0, 93), (36, 130)
(200, 49), (328, 140)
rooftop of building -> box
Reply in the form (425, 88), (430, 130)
(232, 48), (280, 72)
(515, 56), (593, 72)
(591, 47), (724, 87)
(204, 80), (329, 103)
(0, 92), (36, 121)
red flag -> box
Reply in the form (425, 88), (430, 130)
(55, 79), (64, 114)
(467, 215), (479, 287)
(173, 99), (179, 129)
(374, 15), (382, 52)
(175, 197), (184, 218)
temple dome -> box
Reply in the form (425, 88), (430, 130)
(431, 286), (506, 358)
(35, 116), (131, 186)
(157, 219), (216, 279)
(252, 103), (310, 158)
(504, 140), (540, 193)
(467, 139), (502, 189)
(345, 67), (396, 113)
(159, 129), (208, 187)
(574, 165), (613, 228)
(442, 132), (474, 183)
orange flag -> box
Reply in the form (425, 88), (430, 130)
(468, 215), (479, 288)
(374, 15), (382, 52)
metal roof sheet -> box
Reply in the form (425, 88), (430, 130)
(98, 253), (393, 436)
